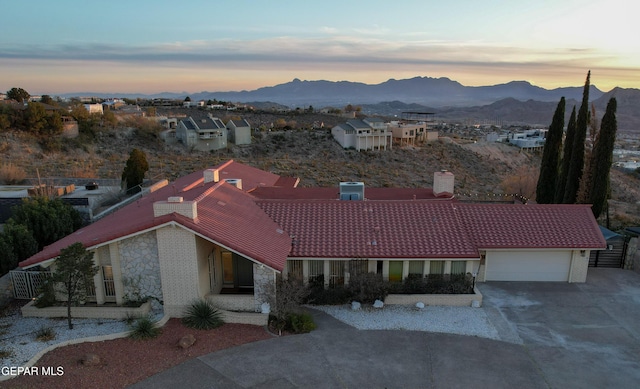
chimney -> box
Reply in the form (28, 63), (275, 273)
(203, 168), (220, 184)
(153, 196), (197, 219)
(433, 170), (454, 197)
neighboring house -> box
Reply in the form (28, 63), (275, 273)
(19, 160), (606, 322)
(331, 118), (392, 151)
(176, 116), (227, 151)
(226, 118), (252, 145)
(83, 103), (104, 115)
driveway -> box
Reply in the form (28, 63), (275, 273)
(130, 268), (640, 389)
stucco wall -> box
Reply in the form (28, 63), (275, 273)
(119, 231), (163, 304)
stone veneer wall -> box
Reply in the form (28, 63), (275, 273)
(253, 264), (276, 312)
(119, 231), (163, 303)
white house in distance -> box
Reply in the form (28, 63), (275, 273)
(19, 160), (605, 325)
(83, 103), (103, 115)
(331, 118), (392, 151)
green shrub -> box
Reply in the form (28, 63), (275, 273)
(34, 278), (56, 308)
(128, 316), (161, 340)
(348, 272), (388, 304)
(35, 326), (56, 342)
(182, 299), (224, 330)
(286, 312), (316, 333)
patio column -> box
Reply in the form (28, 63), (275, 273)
(93, 252), (105, 305)
(402, 260), (409, 280)
(382, 260), (389, 282)
(323, 261), (331, 288)
(110, 242), (124, 305)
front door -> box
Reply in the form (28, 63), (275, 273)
(221, 251), (254, 290)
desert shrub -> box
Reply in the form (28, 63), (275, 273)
(35, 326), (56, 342)
(182, 299), (224, 330)
(0, 349), (13, 359)
(0, 163), (26, 184)
(286, 312), (316, 334)
(348, 272), (388, 304)
(128, 316), (161, 340)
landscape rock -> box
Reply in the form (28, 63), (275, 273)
(261, 302), (271, 314)
(416, 302), (425, 309)
(81, 353), (101, 366)
(351, 301), (361, 310)
(373, 300), (384, 309)
(177, 334), (196, 349)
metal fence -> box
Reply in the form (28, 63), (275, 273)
(9, 270), (52, 299)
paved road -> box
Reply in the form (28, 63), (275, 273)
(130, 268), (640, 388)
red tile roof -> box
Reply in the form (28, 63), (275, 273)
(20, 160), (606, 271)
(251, 187), (448, 200)
(257, 200), (478, 259)
(454, 203), (606, 249)
(20, 160), (292, 271)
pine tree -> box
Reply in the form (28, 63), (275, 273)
(121, 149), (150, 194)
(589, 98), (617, 219)
(556, 106), (576, 202)
(536, 97), (565, 203)
(562, 71), (590, 203)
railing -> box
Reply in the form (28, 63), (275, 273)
(10, 270), (52, 299)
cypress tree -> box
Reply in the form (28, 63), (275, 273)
(121, 148), (150, 194)
(536, 97), (565, 203)
(562, 71), (590, 203)
(556, 106), (576, 202)
(589, 98), (617, 219)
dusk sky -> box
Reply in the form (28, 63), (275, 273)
(1, 0), (638, 95)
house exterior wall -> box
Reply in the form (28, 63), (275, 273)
(229, 127), (251, 145)
(253, 264), (275, 312)
(331, 126), (356, 149)
(117, 231), (163, 304)
(155, 225), (200, 317)
(569, 250), (589, 283)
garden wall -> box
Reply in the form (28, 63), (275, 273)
(384, 287), (483, 307)
(21, 300), (152, 320)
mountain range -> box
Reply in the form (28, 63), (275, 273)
(63, 76), (640, 132)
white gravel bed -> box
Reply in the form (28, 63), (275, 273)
(0, 304), (164, 370)
(313, 304), (501, 340)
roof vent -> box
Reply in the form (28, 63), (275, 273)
(339, 182), (365, 201)
(225, 178), (243, 190)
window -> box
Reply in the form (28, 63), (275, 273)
(429, 261), (444, 275)
(102, 266), (115, 298)
(308, 260), (324, 283)
(408, 261), (424, 276)
(329, 261), (345, 287)
(287, 260), (303, 283)
(389, 261), (403, 282)
(349, 259), (369, 276)
(451, 261), (467, 275)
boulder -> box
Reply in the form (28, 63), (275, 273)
(416, 302), (425, 309)
(81, 353), (101, 366)
(373, 300), (384, 309)
(178, 334), (196, 349)
(261, 302), (271, 314)
(351, 301), (361, 310)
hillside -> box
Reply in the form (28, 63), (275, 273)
(1, 113), (638, 230)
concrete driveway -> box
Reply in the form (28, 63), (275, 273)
(130, 268), (640, 389)
(480, 268), (640, 389)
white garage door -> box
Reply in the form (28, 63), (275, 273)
(485, 251), (572, 281)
